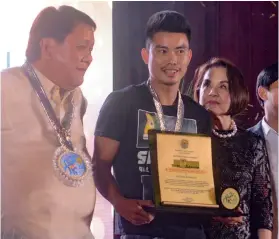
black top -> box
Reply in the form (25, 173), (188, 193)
(207, 129), (273, 239)
(95, 82), (212, 237)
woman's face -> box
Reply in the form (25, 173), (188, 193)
(199, 67), (231, 116)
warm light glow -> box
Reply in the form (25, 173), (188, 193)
(91, 217), (106, 238)
(108, 1), (112, 9)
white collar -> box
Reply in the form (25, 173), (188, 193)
(262, 117), (278, 136)
(31, 65), (73, 102)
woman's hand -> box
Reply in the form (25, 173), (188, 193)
(257, 229), (272, 239)
(213, 207), (244, 226)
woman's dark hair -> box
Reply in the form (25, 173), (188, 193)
(193, 57), (249, 117)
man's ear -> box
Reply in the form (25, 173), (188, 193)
(188, 49), (193, 64)
(258, 86), (268, 103)
(141, 48), (149, 65)
(39, 38), (57, 60)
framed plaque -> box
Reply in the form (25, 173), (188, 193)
(148, 130), (244, 217)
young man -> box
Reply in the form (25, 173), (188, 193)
(1, 6), (96, 239)
(248, 62), (278, 239)
(93, 11), (212, 239)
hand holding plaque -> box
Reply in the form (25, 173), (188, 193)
(148, 130), (244, 217)
(114, 197), (154, 225)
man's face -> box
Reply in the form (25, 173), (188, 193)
(50, 23), (95, 90)
(265, 80), (278, 116)
(259, 80), (278, 117)
(141, 32), (192, 86)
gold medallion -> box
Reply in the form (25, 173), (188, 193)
(53, 146), (91, 187)
(221, 188), (240, 210)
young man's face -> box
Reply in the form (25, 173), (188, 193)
(141, 32), (192, 86)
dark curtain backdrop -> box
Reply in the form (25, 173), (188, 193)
(112, 1), (278, 128)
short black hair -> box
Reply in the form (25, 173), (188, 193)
(193, 57), (249, 117)
(256, 62), (278, 107)
(145, 10), (191, 48)
(26, 5), (96, 62)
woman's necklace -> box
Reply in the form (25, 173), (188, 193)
(212, 120), (237, 138)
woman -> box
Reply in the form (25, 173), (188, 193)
(193, 57), (273, 239)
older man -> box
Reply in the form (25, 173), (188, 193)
(1, 5), (96, 239)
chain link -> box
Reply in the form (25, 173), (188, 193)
(147, 79), (184, 132)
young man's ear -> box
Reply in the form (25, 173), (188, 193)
(141, 48), (149, 65)
(187, 49), (193, 64)
(258, 86), (268, 103)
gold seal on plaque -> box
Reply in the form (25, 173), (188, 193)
(221, 188), (240, 210)
(180, 139), (188, 149)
